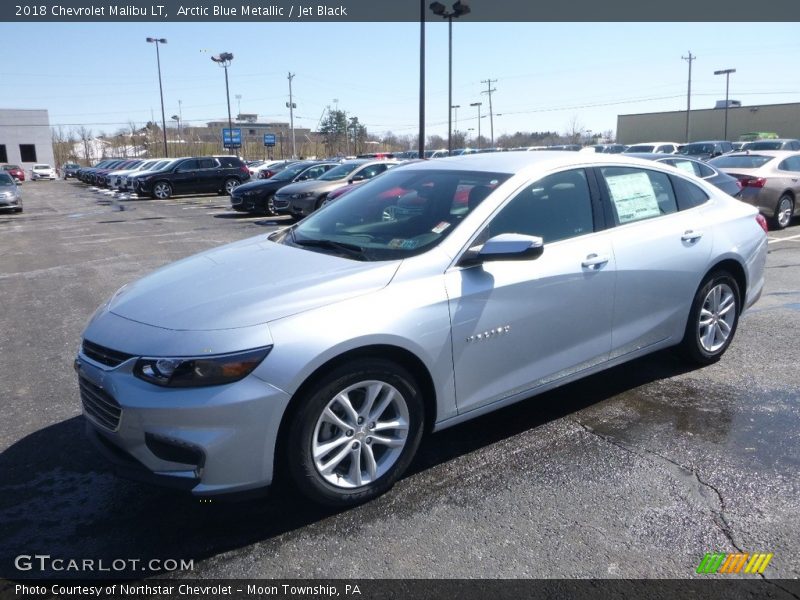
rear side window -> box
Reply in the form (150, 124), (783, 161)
(217, 156), (243, 168)
(670, 176), (710, 210)
(600, 167), (678, 225)
(486, 169), (594, 243)
(778, 156), (800, 172)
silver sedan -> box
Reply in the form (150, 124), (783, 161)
(76, 152), (768, 506)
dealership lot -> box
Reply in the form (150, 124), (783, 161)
(0, 180), (798, 580)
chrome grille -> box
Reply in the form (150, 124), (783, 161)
(82, 339), (134, 368)
(79, 377), (122, 432)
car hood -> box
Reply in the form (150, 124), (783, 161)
(234, 179), (286, 194)
(107, 236), (401, 331)
(276, 178), (345, 196)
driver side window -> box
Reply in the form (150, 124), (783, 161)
(485, 169), (594, 244)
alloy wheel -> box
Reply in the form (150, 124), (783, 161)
(697, 282), (736, 353)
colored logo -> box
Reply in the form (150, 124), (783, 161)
(697, 552), (773, 574)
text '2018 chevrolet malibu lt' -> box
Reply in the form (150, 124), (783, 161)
(76, 152), (767, 506)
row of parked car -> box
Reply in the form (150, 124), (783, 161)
(71, 155), (251, 199)
(1, 163), (58, 182)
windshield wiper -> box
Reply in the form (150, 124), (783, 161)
(292, 236), (367, 260)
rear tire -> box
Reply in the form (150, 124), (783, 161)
(224, 178), (240, 195)
(679, 271), (740, 365)
(773, 194), (794, 230)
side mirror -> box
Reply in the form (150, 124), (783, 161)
(459, 233), (544, 267)
(350, 174), (365, 183)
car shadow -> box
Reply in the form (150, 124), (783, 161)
(0, 349), (698, 579)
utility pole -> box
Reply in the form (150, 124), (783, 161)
(481, 78), (497, 147)
(682, 51), (695, 143)
(287, 72), (297, 158)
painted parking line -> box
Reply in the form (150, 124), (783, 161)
(767, 233), (800, 244)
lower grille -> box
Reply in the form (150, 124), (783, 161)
(79, 377), (122, 432)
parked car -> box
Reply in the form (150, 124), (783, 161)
(625, 153), (742, 197)
(230, 161), (338, 215)
(624, 142), (680, 154)
(98, 160), (144, 188)
(709, 150), (800, 229)
(62, 163), (81, 179)
(31, 164), (57, 180)
(77, 152), (767, 506)
(250, 159), (296, 179)
(0, 172), (22, 212)
(1, 164), (25, 182)
(677, 141), (734, 160)
(117, 159), (174, 192)
(273, 159), (398, 218)
(743, 139), (800, 151)
(584, 144), (626, 154)
(134, 156), (250, 199)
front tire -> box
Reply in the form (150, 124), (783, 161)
(773, 194), (794, 230)
(679, 271), (740, 365)
(151, 181), (172, 200)
(286, 358), (424, 507)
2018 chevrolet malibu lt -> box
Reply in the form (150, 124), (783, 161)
(76, 152), (767, 506)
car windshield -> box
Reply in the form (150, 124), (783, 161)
(34, 165), (50, 169)
(0, 173), (15, 185)
(317, 162), (363, 181)
(273, 162), (315, 181)
(3, 165), (20, 170)
(709, 155), (774, 169)
(747, 141), (783, 150)
(679, 144), (714, 155)
(626, 145), (655, 152)
(274, 168), (511, 261)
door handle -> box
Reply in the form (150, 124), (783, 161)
(581, 253), (609, 268)
(681, 229), (704, 242)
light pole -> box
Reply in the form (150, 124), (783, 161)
(418, 0), (426, 159)
(430, 1), (470, 154)
(211, 52), (235, 155)
(470, 101), (482, 149)
(451, 104), (460, 143)
(714, 68), (736, 140)
(145, 37), (168, 158)
(171, 114), (181, 154)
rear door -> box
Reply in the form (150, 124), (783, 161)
(171, 159), (199, 194)
(196, 158), (221, 192)
(594, 166), (713, 358)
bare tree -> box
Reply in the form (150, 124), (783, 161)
(77, 126), (93, 163)
(564, 115), (585, 145)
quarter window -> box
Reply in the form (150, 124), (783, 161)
(485, 169), (594, 243)
(778, 156), (800, 172)
(600, 167), (678, 225)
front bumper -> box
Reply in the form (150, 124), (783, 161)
(76, 348), (292, 496)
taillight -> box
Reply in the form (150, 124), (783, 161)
(756, 213), (768, 234)
(240, 166), (249, 174)
(742, 177), (766, 188)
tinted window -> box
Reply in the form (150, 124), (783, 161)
(778, 156), (800, 172)
(709, 155), (773, 169)
(747, 141), (783, 150)
(486, 169), (594, 243)
(600, 167), (678, 225)
(671, 176), (710, 210)
(0, 173), (15, 185)
(217, 156), (243, 167)
(198, 158), (216, 169)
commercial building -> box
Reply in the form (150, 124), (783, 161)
(0, 109), (56, 169)
(617, 102), (800, 144)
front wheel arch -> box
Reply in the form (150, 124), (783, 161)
(273, 345), (437, 487)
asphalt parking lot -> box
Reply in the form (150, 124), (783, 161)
(0, 180), (798, 582)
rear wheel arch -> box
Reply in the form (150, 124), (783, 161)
(704, 259), (747, 305)
(273, 344), (437, 482)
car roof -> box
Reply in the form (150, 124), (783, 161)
(394, 150), (683, 175)
(723, 150), (800, 158)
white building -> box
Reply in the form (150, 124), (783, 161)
(0, 109), (56, 169)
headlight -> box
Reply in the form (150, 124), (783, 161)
(133, 346), (272, 387)
(292, 192), (315, 199)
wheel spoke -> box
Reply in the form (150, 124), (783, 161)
(370, 387), (396, 421)
(349, 445), (363, 486)
(321, 407), (352, 431)
(319, 443), (352, 475)
(360, 382), (384, 418)
(313, 434), (350, 460)
(370, 434), (405, 448)
(363, 444), (377, 480)
(718, 295), (735, 316)
(334, 392), (359, 423)
(373, 418), (408, 432)
(703, 325), (717, 350)
(717, 319), (731, 337)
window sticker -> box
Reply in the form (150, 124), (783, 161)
(431, 221), (451, 234)
(606, 172), (662, 224)
(672, 160), (697, 176)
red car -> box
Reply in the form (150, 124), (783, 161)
(2, 165), (25, 182)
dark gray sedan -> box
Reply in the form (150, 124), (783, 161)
(625, 153), (742, 197)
